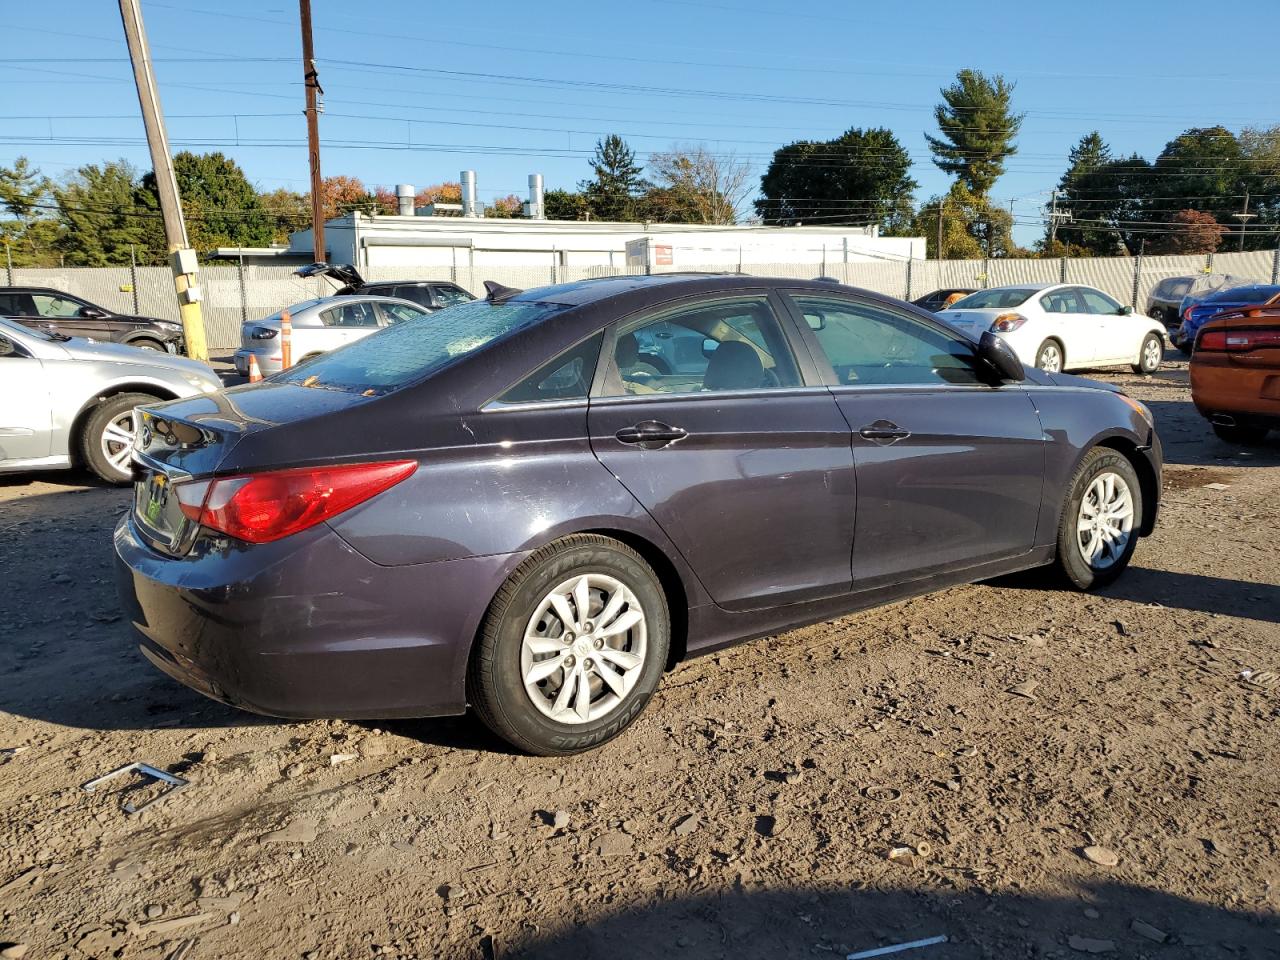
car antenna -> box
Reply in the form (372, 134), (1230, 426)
(483, 280), (523, 304)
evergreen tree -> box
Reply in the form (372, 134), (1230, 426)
(925, 70), (1024, 197)
(140, 151), (274, 251)
(54, 160), (159, 265)
(581, 135), (648, 221)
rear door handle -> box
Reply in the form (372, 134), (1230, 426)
(858, 421), (911, 443)
(615, 420), (688, 448)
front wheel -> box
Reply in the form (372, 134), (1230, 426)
(1133, 332), (1163, 375)
(1056, 447), (1143, 590)
(80, 392), (156, 484)
(1035, 339), (1064, 373)
(467, 535), (670, 756)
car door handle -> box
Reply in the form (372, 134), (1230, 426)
(615, 420), (688, 448)
(858, 421), (911, 443)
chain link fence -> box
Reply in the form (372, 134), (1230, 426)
(8, 249), (1280, 350)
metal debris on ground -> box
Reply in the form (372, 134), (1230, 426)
(1239, 669), (1277, 688)
(846, 934), (948, 959)
(165, 938), (197, 960)
(81, 762), (189, 814)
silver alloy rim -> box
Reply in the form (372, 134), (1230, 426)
(521, 573), (647, 725)
(99, 412), (137, 476)
(1142, 336), (1162, 370)
(1038, 343), (1062, 372)
(1076, 471), (1135, 570)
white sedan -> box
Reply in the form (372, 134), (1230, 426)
(940, 283), (1166, 374)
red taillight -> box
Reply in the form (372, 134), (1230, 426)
(1197, 328), (1280, 353)
(176, 460), (417, 543)
(991, 312), (1028, 333)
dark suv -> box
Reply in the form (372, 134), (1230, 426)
(0, 287), (185, 352)
(295, 263), (475, 311)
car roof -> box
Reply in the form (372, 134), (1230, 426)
(506, 273), (865, 309)
(362, 279), (463, 287)
(285, 294), (428, 312)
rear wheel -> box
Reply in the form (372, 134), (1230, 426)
(80, 392), (155, 484)
(1212, 422), (1269, 445)
(1133, 332), (1163, 375)
(467, 534), (670, 756)
(1035, 339), (1064, 372)
(1056, 447), (1143, 590)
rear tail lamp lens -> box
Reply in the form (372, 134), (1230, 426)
(176, 460), (417, 543)
(250, 326), (278, 340)
(1197, 328), (1280, 352)
(990, 312), (1028, 333)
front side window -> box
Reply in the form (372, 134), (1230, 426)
(789, 295), (982, 387)
(497, 333), (603, 404)
(277, 299), (566, 396)
(321, 302), (379, 328)
(600, 296), (802, 397)
(32, 294), (85, 318)
(1079, 289), (1122, 314)
(433, 285), (474, 307)
(0, 293), (34, 316)
(389, 285), (432, 308)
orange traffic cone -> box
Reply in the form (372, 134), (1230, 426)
(248, 353), (263, 383)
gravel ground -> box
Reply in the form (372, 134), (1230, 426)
(1, 355), (1278, 960)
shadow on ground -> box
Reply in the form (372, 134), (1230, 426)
(505, 883), (1279, 960)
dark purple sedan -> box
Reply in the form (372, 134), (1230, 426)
(115, 275), (1162, 755)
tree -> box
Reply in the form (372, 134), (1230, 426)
(926, 70), (1024, 197)
(581, 135), (648, 221)
(913, 182), (1014, 259)
(0, 157), (61, 266)
(139, 151), (273, 252)
(644, 144), (751, 224)
(1240, 124), (1280, 240)
(756, 127), (915, 232)
(1055, 154), (1152, 255)
(1154, 209), (1224, 254)
(544, 188), (589, 221)
(317, 175), (374, 220)
(259, 188), (310, 243)
(53, 160), (159, 265)
(485, 194), (524, 218)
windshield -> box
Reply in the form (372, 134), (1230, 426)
(275, 298), (567, 395)
(950, 288), (1036, 310)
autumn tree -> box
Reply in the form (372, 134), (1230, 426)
(926, 70), (1023, 198)
(1154, 209), (1224, 254)
(913, 182), (1015, 259)
(643, 144), (751, 224)
(259, 188), (310, 243)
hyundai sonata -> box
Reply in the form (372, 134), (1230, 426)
(115, 275), (1161, 755)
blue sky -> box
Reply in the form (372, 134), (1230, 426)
(3, 0), (1279, 246)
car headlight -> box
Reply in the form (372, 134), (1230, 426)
(157, 320), (184, 331)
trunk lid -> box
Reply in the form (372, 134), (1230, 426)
(940, 308), (1002, 338)
(130, 382), (371, 555)
(295, 262), (364, 293)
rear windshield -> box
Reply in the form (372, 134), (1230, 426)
(950, 288), (1036, 309)
(275, 298), (566, 395)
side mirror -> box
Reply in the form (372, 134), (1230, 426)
(978, 331), (1025, 382)
(1119, 305), (1133, 316)
(79, 306), (107, 319)
(0, 337), (14, 358)
(702, 338), (718, 358)
(804, 312), (826, 331)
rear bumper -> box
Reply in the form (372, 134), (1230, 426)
(232, 348), (283, 376)
(1191, 363), (1280, 424)
(113, 514), (523, 720)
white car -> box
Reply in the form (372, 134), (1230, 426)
(940, 284), (1166, 374)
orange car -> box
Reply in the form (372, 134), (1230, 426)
(1190, 305), (1280, 444)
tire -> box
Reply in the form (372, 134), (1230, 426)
(80, 392), (155, 484)
(1132, 332), (1163, 375)
(1055, 447), (1143, 590)
(1212, 422), (1269, 445)
(467, 534), (670, 756)
(1034, 339), (1064, 373)
(1176, 339), (1193, 356)
(129, 338), (166, 352)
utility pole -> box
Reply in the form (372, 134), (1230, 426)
(935, 199), (944, 260)
(299, 0), (325, 263)
(1049, 189), (1060, 247)
(1232, 191), (1255, 253)
(118, 0), (208, 361)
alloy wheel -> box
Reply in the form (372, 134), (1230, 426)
(520, 574), (647, 725)
(1076, 471), (1135, 570)
(1038, 343), (1062, 372)
(1142, 336), (1162, 371)
(99, 412), (137, 476)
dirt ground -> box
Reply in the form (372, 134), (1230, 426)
(1, 355), (1278, 960)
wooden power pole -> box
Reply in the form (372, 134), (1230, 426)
(300, 0), (325, 263)
(118, 0), (208, 361)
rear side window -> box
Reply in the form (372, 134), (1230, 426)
(277, 299), (567, 395)
(433, 285), (474, 307)
(0, 293), (36, 316)
(951, 288), (1036, 310)
(1040, 289), (1080, 314)
(497, 333), (603, 404)
(790, 295), (982, 386)
(321, 302), (379, 327)
(389, 285), (432, 308)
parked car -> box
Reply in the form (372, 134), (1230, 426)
(231, 295), (433, 376)
(0, 316), (221, 483)
(115, 275), (1161, 756)
(1145, 276), (1195, 329)
(941, 283), (1166, 374)
(1190, 305), (1280, 444)
(1175, 283), (1280, 354)
(913, 287), (976, 312)
(0, 286), (185, 353)
(295, 262), (476, 311)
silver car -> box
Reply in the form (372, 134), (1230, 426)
(0, 316), (223, 484)
(232, 295), (432, 376)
